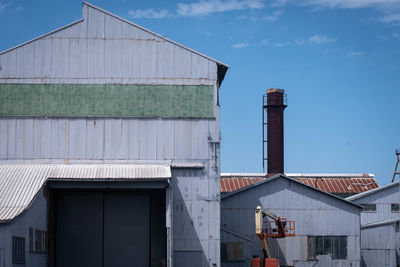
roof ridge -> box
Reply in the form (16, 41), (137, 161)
(82, 1), (228, 68)
(221, 174), (362, 209)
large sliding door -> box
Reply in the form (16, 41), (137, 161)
(56, 191), (103, 267)
(104, 192), (150, 267)
(55, 191), (152, 267)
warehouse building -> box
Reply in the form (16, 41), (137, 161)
(221, 174), (362, 267)
(221, 173), (378, 198)
(0, 2), (228, 267)
(346, 182), (400, 267)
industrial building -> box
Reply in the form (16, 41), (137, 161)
(347, 181), (400, 267)
(221, 174), (362, 267)
(0, 2), (228, 267)
(219, 89), (378, 267)
(221, 173), (378, 198)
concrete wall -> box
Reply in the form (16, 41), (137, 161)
(0, 189), (47, 267)
(221, 177), (361, 267)
(0, 2), (224, 266)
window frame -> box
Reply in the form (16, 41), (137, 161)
(12, 236), (26, 264)
(391, 203), (400, 213)
(29, 228), (47, 254)
(360, 203), (377, 213)
(308, 235), (347, 260)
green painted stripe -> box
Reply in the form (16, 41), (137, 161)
(0, 84), (214, 118)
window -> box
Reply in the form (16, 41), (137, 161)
(391, 204), (400, 212)
(29, 228), (47, 253)
(12, 236), (25, 264)
(221, 242), (243, 261)
(361, 204), (376, 212)
(308, 236), (347, 260)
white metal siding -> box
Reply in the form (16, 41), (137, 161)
(0, 4), (218, 85)
(0, 118), (214, 162)
(221, 177), (361, 266)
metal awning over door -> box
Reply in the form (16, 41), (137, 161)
(0, 164), (171, 222)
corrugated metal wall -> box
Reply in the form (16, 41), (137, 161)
(352, 185), (400, 225)
(351, 185), (400, 266)
(0, 5), (217, 85)
(360, 224), (398, 267)
(221, 177), (361, 267)
(0, 2), (223, 266)
(0, 118), (214, 161)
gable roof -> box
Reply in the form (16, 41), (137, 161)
(221, 173), (378, 194)
(0, 2), (228, 86)
(346, 181), (399, 201)
(221, 174), (362, 209)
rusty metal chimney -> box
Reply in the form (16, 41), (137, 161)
(262, 89), (287, 176)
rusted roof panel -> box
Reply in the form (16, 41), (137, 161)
(0, 164), (171, 222)
(220, 173), (378, 194)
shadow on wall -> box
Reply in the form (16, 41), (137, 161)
(220, 198), (286, 267)
(171, 168), (210, 267)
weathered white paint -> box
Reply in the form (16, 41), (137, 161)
(0, 2), (226, 266)
(221, 176), (361, 267)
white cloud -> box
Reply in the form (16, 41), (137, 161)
(257, 39), (270, 45)
(232, 42), (250, 48)
(275, 0), (400, 9)
(377, 33), (389, 40)
(271, 0), (400, 25)
(262, 10), (283, 21)
(308, 34), (337, 45)
(295, 34), (337, 45)
(0, 2), (7, 13)
(295, 39), (306, 45)
(348, 51), (364, 56)
(380, 13), (400, 23)
(271, 0), (288, 7)
(236, 9), (283, 22)
(177, 0), (264, 17)
(377, 31), (400, 40)
(231, 39), (270, 48)
(274, 41), (290, 47)
(128, 8), (170, 19)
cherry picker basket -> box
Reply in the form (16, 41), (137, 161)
(264, 218), (295, 238)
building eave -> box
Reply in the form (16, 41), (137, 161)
(346, 181), (399, 201)
(221, 174), (363, 209)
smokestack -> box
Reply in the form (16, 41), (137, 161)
(262, 89), (287, 176)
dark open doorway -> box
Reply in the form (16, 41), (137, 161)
(47, 182), (166, 267)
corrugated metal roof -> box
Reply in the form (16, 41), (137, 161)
(221, 174), (362, 208)
(0, 164), (171, 222)
(220, 173), (378, 194)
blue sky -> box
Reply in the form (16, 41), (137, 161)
(1, 0), (399, 185)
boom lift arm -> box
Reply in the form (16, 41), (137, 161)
(255, 206), (286, 259)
